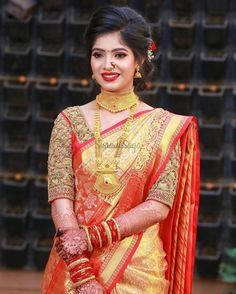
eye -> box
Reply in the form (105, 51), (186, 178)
(92, 52), (103, 58)
(115, 53), (127, 59)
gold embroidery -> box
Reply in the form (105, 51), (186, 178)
(133, 109), (169, 171)
(63, 106), (93, 143)
(146, 140), (181, 208)
(113, 225), (169, 294)
(48, 113), (75, 202)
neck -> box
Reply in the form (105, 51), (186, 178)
(96, 87), (139, 113)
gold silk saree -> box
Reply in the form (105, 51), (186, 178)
(42, 106), (200, 294)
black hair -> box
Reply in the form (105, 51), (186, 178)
(83, 5), (154, 92)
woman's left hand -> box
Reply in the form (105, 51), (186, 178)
(76, 279), (106, 294)
(55, 228), (88, 262)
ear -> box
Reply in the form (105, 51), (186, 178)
(136, 57), (145, 68)
(140, 57), (145, 66)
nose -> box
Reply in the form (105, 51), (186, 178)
(103, 56), (114, 71)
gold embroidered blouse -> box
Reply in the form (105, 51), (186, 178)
(48, 106), (181, 207)
(145, 140), (181, 208)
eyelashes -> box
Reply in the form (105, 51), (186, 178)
(92, 52), (102, 58)
(92, 52), (127, 59)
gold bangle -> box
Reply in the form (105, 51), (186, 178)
(80, 225), (93, 252)
(112, 218), (121, 241)
(102, 221), (112, 245)
(67, 258), (89, 271)
(72, 275), (96, 288)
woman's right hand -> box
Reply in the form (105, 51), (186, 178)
(76, 279), (106, 294)
(54, 228), (88, 262)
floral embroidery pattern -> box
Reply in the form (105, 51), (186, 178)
(48, 113), (75, 202)
(146, 140), (181, 208)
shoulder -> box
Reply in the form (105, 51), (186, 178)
(50, 107), (83, 134)
(55, 105), (85, 127)
(62, 101), (95, 119)
(153, 107), (195, 123)
(61, 106), (81, 120)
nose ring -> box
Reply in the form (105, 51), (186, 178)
(111, 62), (116, 68)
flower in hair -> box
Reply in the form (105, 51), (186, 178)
(147, 41), (157, 62)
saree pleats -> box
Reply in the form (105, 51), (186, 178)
(42, 108), (199, 294)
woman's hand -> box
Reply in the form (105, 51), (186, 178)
(55, 228), (88, 262)
(76, 279), (106, 294)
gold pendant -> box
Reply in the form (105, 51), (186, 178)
(94, 168), (120, 194)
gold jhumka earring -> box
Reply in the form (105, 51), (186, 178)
(134, 65), (142, 78)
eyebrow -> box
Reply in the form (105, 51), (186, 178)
(92, 48), (129, 53)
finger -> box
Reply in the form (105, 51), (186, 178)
(56, 228), (64, 237)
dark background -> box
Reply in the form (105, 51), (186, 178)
(0, 0), (235, 282)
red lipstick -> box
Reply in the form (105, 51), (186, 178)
(101, 72), (120, 82)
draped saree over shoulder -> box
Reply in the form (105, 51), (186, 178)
(42, 107), (200, 294)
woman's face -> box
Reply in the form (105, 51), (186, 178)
(90, 31), (137, 93)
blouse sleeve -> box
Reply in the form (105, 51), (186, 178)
(48, 112), (75, 203)
(146, 140), (181, 208)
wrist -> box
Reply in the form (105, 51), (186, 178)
(80, 218), (121, 252)
(66, 254), (96, 288)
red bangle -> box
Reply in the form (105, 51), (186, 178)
(65, 254), (88, 267)
(69, 261), (91, 276)
(88, 225), (102, 248)
(97, 223), (108, 246)
(84, 218), (121, 251)
(70, 268), (95, 283)
(107, 219), (119, 242)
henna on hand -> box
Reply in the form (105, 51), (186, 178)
(115, 200), (169, 238)
(55, 228), (88, 262)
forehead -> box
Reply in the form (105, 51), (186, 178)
(92, 31), (131, 51)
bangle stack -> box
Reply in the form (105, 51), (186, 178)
(81, 218), (121, 252)
(66, 254), (96, 288)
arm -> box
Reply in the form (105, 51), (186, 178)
(48, 112), (105, 293)
(116, 200), (169, 238)
(116, 140), (181, 238)
(52, 198), (79, 230)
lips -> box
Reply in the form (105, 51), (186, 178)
(101, 73), (120, 82)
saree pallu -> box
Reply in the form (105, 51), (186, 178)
(42, 107), (200, 294)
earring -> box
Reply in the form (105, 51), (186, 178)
(134, 65), (142, 78)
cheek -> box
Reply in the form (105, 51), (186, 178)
(123, 64), (135, 77)
(90, 59), (96, 72)
(90, 58), (100, 73)
(122, 59), (136, 74)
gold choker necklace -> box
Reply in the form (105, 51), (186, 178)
(96, 88), (139, 113)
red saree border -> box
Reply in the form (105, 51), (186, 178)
(106, 233), (143, 293)
(185, 117), (200, 292)
(159, 117), (200, 294)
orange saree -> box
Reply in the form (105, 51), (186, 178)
(42, 106), (200, 294)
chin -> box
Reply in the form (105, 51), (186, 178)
(100, 82), (132, 93)
(100, 83), (121, 92)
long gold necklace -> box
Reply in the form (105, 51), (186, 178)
(94, 94), (138, 195)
